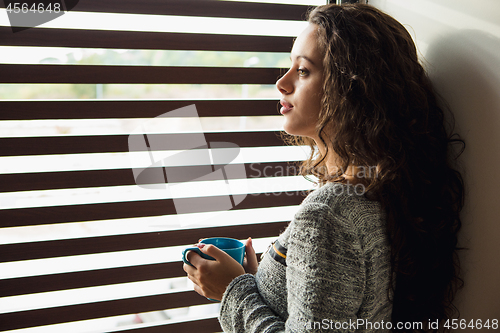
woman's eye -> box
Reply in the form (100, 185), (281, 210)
(297, 68), (309, 76)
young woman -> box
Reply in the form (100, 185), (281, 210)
(183, 4), (464, 332)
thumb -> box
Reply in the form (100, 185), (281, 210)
(200, 244), (231, 262)
(244, 237), (259, 274)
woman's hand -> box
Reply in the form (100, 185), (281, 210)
(183, 243), (245, 301)
(243, 237), (259, 275)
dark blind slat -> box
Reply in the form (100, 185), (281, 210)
(0, 221), (288, 263)
(0, 162), (295, 192)
(0, 291), (214, 331)
(0, 0), (309, 21)
(0, 191), (305, 228)
(0, 131), (284, 156)
(0, 262), (182, 298)
(0, 64), (282, 84)
(109, 317), (221, 333)
(117, 317), (221, 333)
(0, 169), (137, 193)
(0, 26), (293, 52)
(67, 0), (309, 20)
(0, 99), (280, 120)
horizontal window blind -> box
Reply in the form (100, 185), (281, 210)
(0, 1), (320, 332)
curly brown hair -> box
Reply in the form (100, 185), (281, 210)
(284, 4), (465, 331)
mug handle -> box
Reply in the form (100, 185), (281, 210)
(182, 247), (202, 266)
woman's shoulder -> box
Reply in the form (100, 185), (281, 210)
(304, 182), (380, 211)
(282, 182), (388, 261)
(296, 182), (385, 233)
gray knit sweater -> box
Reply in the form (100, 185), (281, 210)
(219, 182), (392, 332)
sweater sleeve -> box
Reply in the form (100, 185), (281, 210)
(219, 199), (366, 332)
(219, 274), (286, 332)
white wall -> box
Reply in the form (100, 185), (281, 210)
(370, 0), (500, 326)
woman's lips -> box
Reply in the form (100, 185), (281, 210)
(280, 100), (293, 114)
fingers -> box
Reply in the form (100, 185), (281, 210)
(244, 237), (259, 275)
(184, 249), (204, 268)
(184, 265), (205, 298)
(201, 244), (232, 262)
(183, 256), (199, 286)
(245, 237), (257, 258)
(192, 283), (205, 298)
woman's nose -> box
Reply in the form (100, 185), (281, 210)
(276, 70), (293, 95)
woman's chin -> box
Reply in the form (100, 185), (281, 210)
(282, 124), (313, 139)
(282, 124), (297, 136)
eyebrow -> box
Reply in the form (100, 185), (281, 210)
(291, 55), (316, 66)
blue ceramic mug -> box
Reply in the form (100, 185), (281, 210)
(182, 237), (246, 267)
(182, 237), (246, 302)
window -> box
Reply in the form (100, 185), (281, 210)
(0, 1), (322, 332)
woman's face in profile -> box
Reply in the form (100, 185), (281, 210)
(276, 23), (324, 141)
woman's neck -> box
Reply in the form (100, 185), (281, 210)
(316, 140), (361, 184)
